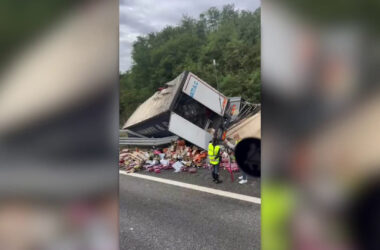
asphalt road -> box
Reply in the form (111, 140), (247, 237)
(121, 167), (261, 198)
(119, 174), (261, 250)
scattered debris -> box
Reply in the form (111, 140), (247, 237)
(119, 139), (239, 175)
(172, 161), (183, 173)
(189, 167), (197, 173)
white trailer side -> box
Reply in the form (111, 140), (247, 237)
(182, 72), (228, 116)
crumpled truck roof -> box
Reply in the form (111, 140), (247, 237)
(123, 72), (185, 129)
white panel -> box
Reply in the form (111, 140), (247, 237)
(168, 112), (213, 150)
(182, 72), (227, 116)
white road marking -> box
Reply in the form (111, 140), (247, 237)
(120, 171), (261, 204)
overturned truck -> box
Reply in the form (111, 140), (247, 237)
(122, 71), (258, 149)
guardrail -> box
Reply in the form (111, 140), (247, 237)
(119, 129), (147, 138)
(119, 136), (179, 146)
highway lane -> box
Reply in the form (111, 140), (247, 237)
(119, 174), (260, 249)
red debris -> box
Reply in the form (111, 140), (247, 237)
(189, 167), (197, 173)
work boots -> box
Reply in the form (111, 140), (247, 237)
(212, 172), (217, 182)
(214, 174), (222, 184)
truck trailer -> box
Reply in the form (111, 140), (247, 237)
(122, 71), (229, 150)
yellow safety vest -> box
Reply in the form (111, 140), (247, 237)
(208, 143), (220, 165)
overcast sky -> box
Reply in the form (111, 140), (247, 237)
(120, 0), (260, 72)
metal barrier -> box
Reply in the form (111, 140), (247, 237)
(119, 136), (179, 146)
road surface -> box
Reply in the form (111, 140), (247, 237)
(119, 172), (261, 249)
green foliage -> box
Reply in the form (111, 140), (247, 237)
(120, 5), (261, 126)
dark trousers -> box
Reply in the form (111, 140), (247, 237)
(211, 163), (220, 181)
(212, 163), (219, 175)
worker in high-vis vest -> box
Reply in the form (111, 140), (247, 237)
(208, 137), (222, 184)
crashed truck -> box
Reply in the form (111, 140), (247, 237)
(121, 71), (260, 150)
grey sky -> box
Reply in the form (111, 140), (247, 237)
(120, 0), (261, 72)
